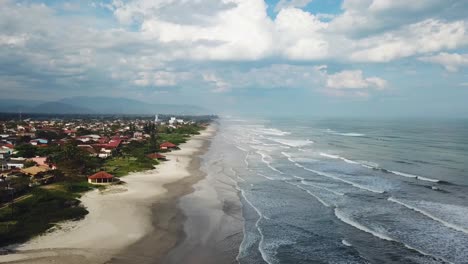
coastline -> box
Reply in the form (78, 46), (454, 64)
(109, 122), (244, 264)
(0, 124), (239, 264)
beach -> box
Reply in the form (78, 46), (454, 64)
(0, 124), (242, 264)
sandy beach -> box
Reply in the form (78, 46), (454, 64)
(0, 124), (242, 264)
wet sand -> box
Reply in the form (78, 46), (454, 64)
(0, 125), (243, 264)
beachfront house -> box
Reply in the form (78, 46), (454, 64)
(87, 171), (117, 185)
(146, 153), (167, 161)
(160, 142), (177, 150)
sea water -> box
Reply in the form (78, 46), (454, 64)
(210, 117), (468, 264)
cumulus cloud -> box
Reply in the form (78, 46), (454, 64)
(326, 70), (387, 90)
(0, 0), (465, 102)
(349, 19), (468, 62)
(419, 52), (468, 72)
(330, 0), (466, 37)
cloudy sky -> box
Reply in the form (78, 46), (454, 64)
(1, 0), (468, 117)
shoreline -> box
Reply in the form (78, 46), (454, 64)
(0, 124), (227, 264)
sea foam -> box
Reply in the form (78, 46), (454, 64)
(388, 197), (468, 235)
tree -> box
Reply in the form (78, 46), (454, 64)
(14, 144), (37, 158)
(48, 142), (102, 178)
(23, 160), (38, 168)
(36, 130), (60, 141)
(76, 128), (92, 136)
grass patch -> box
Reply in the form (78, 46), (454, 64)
(158, 133), (190, 145)
(0, 188), (88, 247)
(103, 157), (158, 177)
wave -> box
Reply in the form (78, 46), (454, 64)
(334, 209), (450, 263)
(257, 128), (291, 136)
(288, 182), (330, 207)
(389, 171), (440, 183)
(257, 151), (284, 174)
(294, 176), (345, 196)
(319, 153), (359, 164)
(326, 129), (365, 137)
(334, 209), (393, 241)
(257, 173), (276, 181)
(266, 137), (314, 147)
(244, 153), (250, 167)
(342, 240), (352, 247)
(301, 166), (385, 194)
(319, 152), (441, 183)
(239, 189), (275, 264)
(388, 197), (468, 235)
(235, 145), (248, 152)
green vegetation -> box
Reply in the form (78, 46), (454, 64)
(103, 157), (158, 177)
(12, 144), (37, 158)
(0, 186), (89, 247)
(0, 121), (208, 246)
(47, 142), (103, 178)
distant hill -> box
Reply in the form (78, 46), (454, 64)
(29, 102), (94, 114)
(0, 97), (209, 115)
(58, 97), (208, 115)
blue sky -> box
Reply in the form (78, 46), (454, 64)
(0, 0), (468, 117)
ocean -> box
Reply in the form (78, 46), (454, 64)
(208, 117), (468, 264)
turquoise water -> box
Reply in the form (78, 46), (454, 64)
(212, 117), (468, 264)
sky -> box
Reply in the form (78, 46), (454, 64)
(0, 0), (468, 117)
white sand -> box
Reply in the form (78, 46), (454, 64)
(0, 125), (216, 263)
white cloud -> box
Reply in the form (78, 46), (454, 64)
(274, 8), (329, 60)
(349, 19), (468, 62)
(203, 73), (231, 93)
(326, 70), (387, 89)
(134, 71), (190, 87)
(419, 52), (468, 72)
(331, 0), (464, 36)
(0, 0), (464, 101)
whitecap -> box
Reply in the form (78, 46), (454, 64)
(301, 167), (385, 194)
(267, 137), (314, 147)
(388, 197), (468, 235)
(390, 171), (440, 183)
(334, 209), (451, 263)
(342, 240), (352, 247)
(239, 190), (275, 264)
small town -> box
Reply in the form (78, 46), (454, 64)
(0, 113), (213, 246)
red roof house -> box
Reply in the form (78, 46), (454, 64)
(147, 153), (167, 160)
(160, 142), (177, 150)
(88, 171), (116, 184)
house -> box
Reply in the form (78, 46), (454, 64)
(30, 138), (48, 146)
(6, 158), (26, 169)
(98, 148), (112, 158)
(160, 142), (177, 150)
(146, 153), (167, 160)
(105, 139), (122, 149)
(78, 145), (98, 157)
(133, 132), (143, 139)
(63, 129), (76, 136)
(0, 149), (11, 160)
(30, 157), (47, 166)
(88, 171), (116, 185)
(0, 161), (7, 171)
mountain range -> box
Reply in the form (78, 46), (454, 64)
(0, 97), (210, 115)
